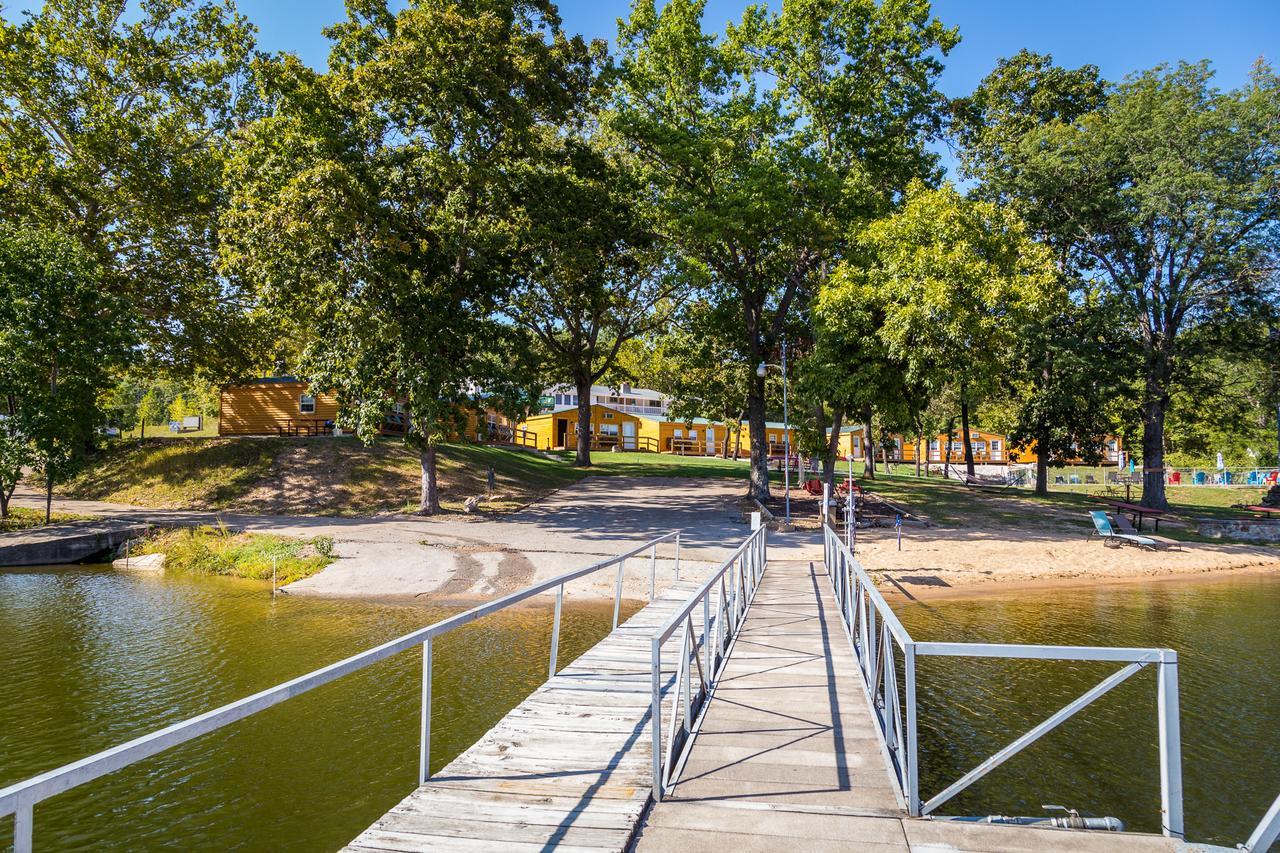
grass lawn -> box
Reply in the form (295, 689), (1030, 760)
(851, 468), (1270, 543)
(0, 506), (93, 533)
(61, 438), (283, 508)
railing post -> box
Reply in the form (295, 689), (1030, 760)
(14, 803), (31, 853)
(681, 625), (693, 737)
(549, 584), (563, 679)
(703, 593), (711, 682)
(1158, 652), (1184, 838)
(651, 636), (663, 802)
(613, 559), (625, 629)
(905, 642), (920, 816)
(419, 637), (433, 785)
(649, 545), (657, 601)
(674, 533), (681, 582)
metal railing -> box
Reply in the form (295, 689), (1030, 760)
(821, 523), (1185, 839)
(1242, 790), (1280, 852)
(0, 530), (683, 853)
(650, 523), (767, 800)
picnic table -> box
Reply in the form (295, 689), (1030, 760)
(1240, 505), (1280, 518)
(1104, 500), (1170, 532)
(277, 418), (331, 437)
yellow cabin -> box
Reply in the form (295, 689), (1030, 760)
(1009, 435), (1124, 466)
(923, 430), (1009, 464)
(219, 379), (339, 436)
(517, 405), (648, 451)
(634, 414), (734, 455)
(738, 421), (797, 456)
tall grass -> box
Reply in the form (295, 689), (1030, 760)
(138, 525), (335, 584)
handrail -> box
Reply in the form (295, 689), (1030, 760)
(0, 529), (683, 853)
(1242, 789), (1280, 852)
(650, 524), (767, 800)
(821, 522), (1184, 839)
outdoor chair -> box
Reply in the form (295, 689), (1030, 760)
(1112, 513), (1180, 550)
(1088, 510), (1156, 550)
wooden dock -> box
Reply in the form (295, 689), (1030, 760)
(345, 579), (702, 852)
(347, 555), (1183, 853)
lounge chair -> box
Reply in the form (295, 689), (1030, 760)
(1088, 510), (1156, 549)
(1112, 513), (1181, 550)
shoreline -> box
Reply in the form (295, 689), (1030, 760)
(877, 560), (1280, 604)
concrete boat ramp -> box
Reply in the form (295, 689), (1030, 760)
(0, 519), (148, 567)
(348, 550), (1189, 853)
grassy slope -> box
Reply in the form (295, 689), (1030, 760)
(0, 507), (92, 532)
(136, 526), (334, 583)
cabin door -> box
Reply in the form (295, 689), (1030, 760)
(556, 419), (568, 449)
(705, 428), (715, 455)
(622, 422), (636, 450)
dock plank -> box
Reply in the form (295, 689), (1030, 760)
(345, 580), (702, 852)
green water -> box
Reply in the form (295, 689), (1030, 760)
(0, 565), (638, 851)
(894, 573), (1280, 846)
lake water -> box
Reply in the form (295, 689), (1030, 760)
(3, 566), (1276, 849)
(0, 565), (639, 850)
(893, 573), (1280, 846)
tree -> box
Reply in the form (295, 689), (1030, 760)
(0, 0), (262, 377)
(138, 388), (167, 439)
(610, 0), (956, 501)
(0, 226), (132, 521)
(508, 137), (681, 467)
(835, 183), (1060, 478)
(959, 59), (1280, 507)
(635, 301), (753, 459)
(221, 0), (598, 514)
(1003, 293), (1134, 495)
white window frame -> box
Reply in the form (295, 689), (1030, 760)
(299, 394), (316, 415)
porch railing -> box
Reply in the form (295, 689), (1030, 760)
(821, 523), (1185, 839)
(650, 524), (767, 800)
(0, 530), (683, 853)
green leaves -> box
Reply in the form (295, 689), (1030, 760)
(0, 0), (261, 376)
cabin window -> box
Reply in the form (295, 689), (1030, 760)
(928, 440), (939, 451)
(974, 441), (987, 453)
(674, 428), (683, 438)
(991, 440), (1002, 451)
(603, 412), (614, 419)
(300, 394), (316, 414)
(769, 434), (777, 444)
(600, 424), (618, 436)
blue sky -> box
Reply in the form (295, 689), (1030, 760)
(229, 0), (1277, 95)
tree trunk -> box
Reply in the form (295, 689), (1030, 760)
(943, 418), (955, 480)
(45, 471), (53, 525)
(733, 410), (744, 460)
(1275, 401), (1279, 468)
(747, 375), (770, 501)
(419, 444), (440, 515)
(914, 434), (922, 478)
(960, 388), (975, 478)
(1, 482), (12, 518)
(140, 419), (146, 440)
(573, 375), (592, 468)
(822, 409), (843, 494)
(1034, 425), (1050, 497)
(860, 405), (875, 480)
(1141, 390), (1170, 510)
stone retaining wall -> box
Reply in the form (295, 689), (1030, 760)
(1195, 517), (1280, 544)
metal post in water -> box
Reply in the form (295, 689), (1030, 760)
(419, 637), (433, 785)
(272, 556), (277, 597)
(549, 584), (563, 679)
(1158, 654), (1184, 838)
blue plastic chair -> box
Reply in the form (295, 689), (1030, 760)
(1194, 471), (1207, 485)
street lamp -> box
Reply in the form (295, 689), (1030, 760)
(757, 338), (791, 524)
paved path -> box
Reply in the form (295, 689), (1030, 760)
(10, 478), (811, 599)
(345, 578), (703, 852)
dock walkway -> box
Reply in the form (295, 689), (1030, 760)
(345, 579), (702, 852)
(348, 553), (1184, 853)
